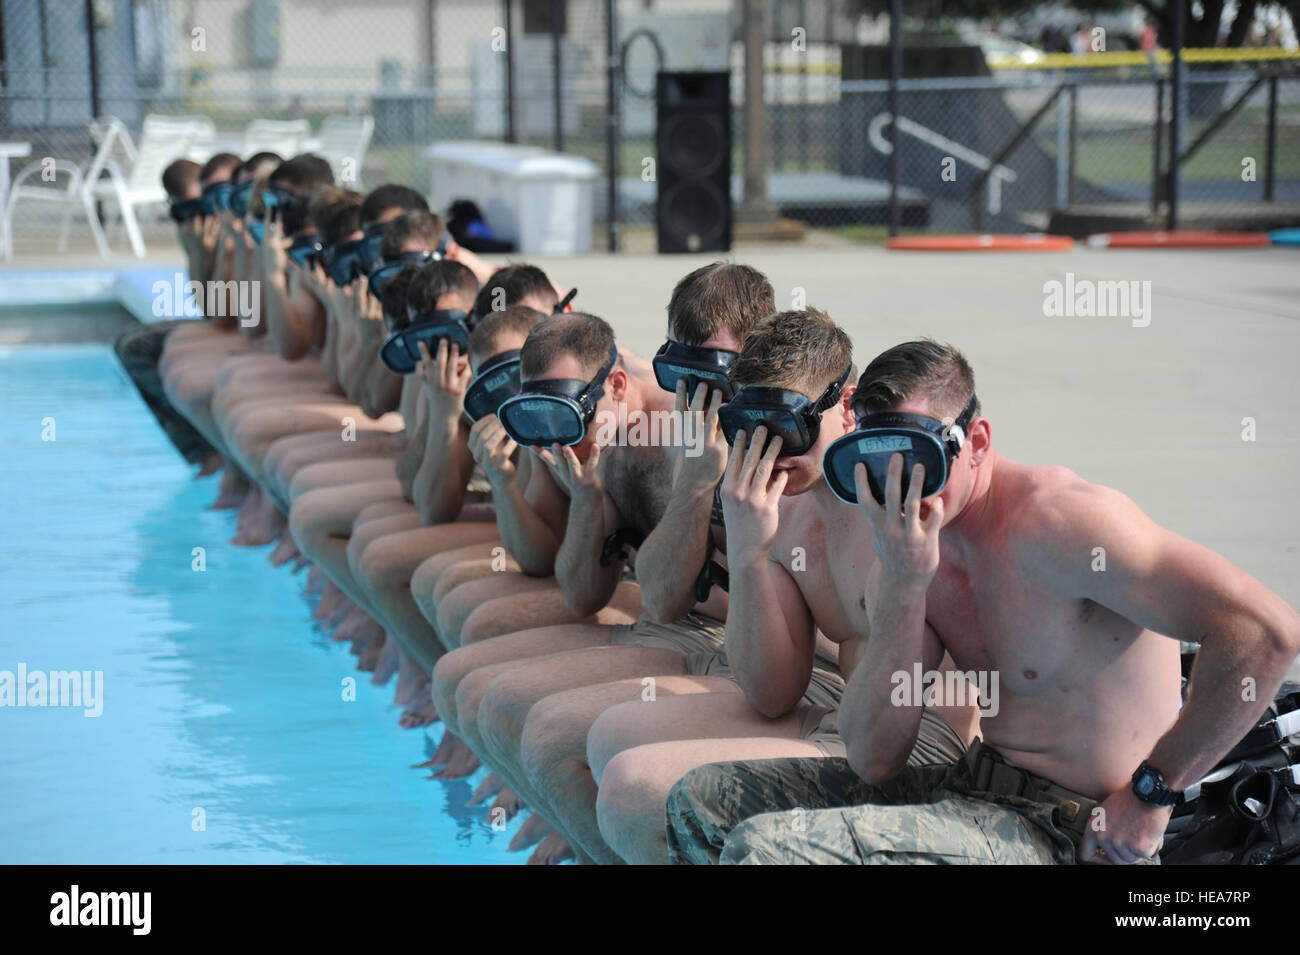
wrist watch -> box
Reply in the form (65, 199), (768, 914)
(1131, 760), (1184, 807)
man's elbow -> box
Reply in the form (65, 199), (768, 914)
(641, 588), (688, 627)
(846, 744), (903, 786)
(276, 336), (308, 363)
(563, 588), (605, 620)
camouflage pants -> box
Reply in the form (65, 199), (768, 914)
(114, 320), (215, 465)
(667, 740), (1085, 865)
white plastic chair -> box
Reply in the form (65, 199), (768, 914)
(312, 115), (374, 186)
(243, 118), (311, 159)
(8, 115), (202, 259)
(87, 114), (205, 257)
(7, 117), (135, 259)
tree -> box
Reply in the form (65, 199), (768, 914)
(849, 0), (1291, 47)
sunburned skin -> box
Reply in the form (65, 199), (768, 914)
(863, 439), (1183, 797)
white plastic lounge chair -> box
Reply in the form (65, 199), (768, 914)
(242, 119), (312, 159)
(311, 115), (374, 186)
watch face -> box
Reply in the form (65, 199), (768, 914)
(1136, 775), (1155, 795)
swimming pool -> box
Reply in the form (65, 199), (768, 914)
(0, 342), (513, 864)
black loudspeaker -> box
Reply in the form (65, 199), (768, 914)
(656, 71), (731, 254)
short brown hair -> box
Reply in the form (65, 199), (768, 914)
(855, 340), (979, 423)
(469, 304), (545, 361)
(308, 187), (363, 245)
(199, 152), (242, 184)
(406, 260), (479, 315)
(520, 313), (616, 380)
(162, 159), (200, 199)
(731, 308), (853, 399)
(667, 262), (775, 346)
(380, 210), (446, 260)
(474, 263), (558, 317)
(379, 265), (421, 327)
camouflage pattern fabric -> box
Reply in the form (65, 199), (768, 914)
(668, 740), (1104, 865)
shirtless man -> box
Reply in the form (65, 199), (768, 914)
(422, 314), (661, 829)
(348, 305), (550, 726)
(668, 339), (1300, 865)
(453, 263), (778, 862)
(288, 258), (483, 711)
(576, 312), (977, 864)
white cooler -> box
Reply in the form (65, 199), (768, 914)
(426, 141), (599, 256)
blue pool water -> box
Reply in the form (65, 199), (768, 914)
(0, 342), (512, 864)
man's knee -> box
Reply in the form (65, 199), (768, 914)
(454, 668), (500, 740)
(477, 672), (538, 762)
(519, 693), (595, 788)
(586, 698), (643, 779)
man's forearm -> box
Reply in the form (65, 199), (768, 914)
(840, 575), (931, 782)
(636, 481), (714, 623)
(414, 413), (471, 525)
(555, 494), (617, 617)
(492, 478), (559, 576)
(725, 552), (811, 717)
(1148, 620), (1300, 792)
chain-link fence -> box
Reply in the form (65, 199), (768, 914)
(1, 0), (1297, 251)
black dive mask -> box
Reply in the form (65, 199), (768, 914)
(652, 340), (739, 401)
(823, 392), (979, 506)
(496, 344), (619, 447)
(169, 196), (203, 223)
(365, 236), (448, 300)
(463, 349), (523, 423)
(199, 180), (235, 216)
(718, 365), (852, 458)
(379, 309), (471, 376)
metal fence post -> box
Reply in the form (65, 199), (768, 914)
(1264, 74), (1278, 201)
(1056, 91), (1068, 210)
(605, 0), (619, 251)
(1152, 77), (1165, 213)
(888, 0), (901, 236)
(504, 0), (516, 143)
(552, 0), (564, 153)
(1169, 0), (1184, 229)
(1067, 84), (1077, 206)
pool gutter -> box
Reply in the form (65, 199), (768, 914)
(0, 266), (203, 323)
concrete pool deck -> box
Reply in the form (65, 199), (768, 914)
(3, 241), (1298, 680)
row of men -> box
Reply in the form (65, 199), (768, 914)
(123, 148), (1300, 864)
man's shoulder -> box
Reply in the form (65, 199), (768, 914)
(1000, 462), (1132, 566)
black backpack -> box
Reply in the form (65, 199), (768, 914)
(1161, 686), (1300, 865)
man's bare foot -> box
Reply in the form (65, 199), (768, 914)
(412, 728), (461, 769)
(525, 831), (575, 865)
(399, 697), (438, 730)
(332, 605), (371, 643)
(468, 772), (504, 806)
(430, 735), (480, 776)
(230, 486), (284, 546)
(508, 812), (550, 852)
(211, 460), (249, 509)
(393, 655), (427, 708)
(346, 615), (380, 653)
(305, 564), (327, 596)
(490, 785), (525, 821)
(291, 553), (310, 574)
(268, 528), (300, 567)
(428, 732), (480, 779)
(371, 633), (399, 685)
(357, 632), (384, 672)
(197, 451), (223, 477)
(315, 581), (347, 621)
(244, 491), (286, 547)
